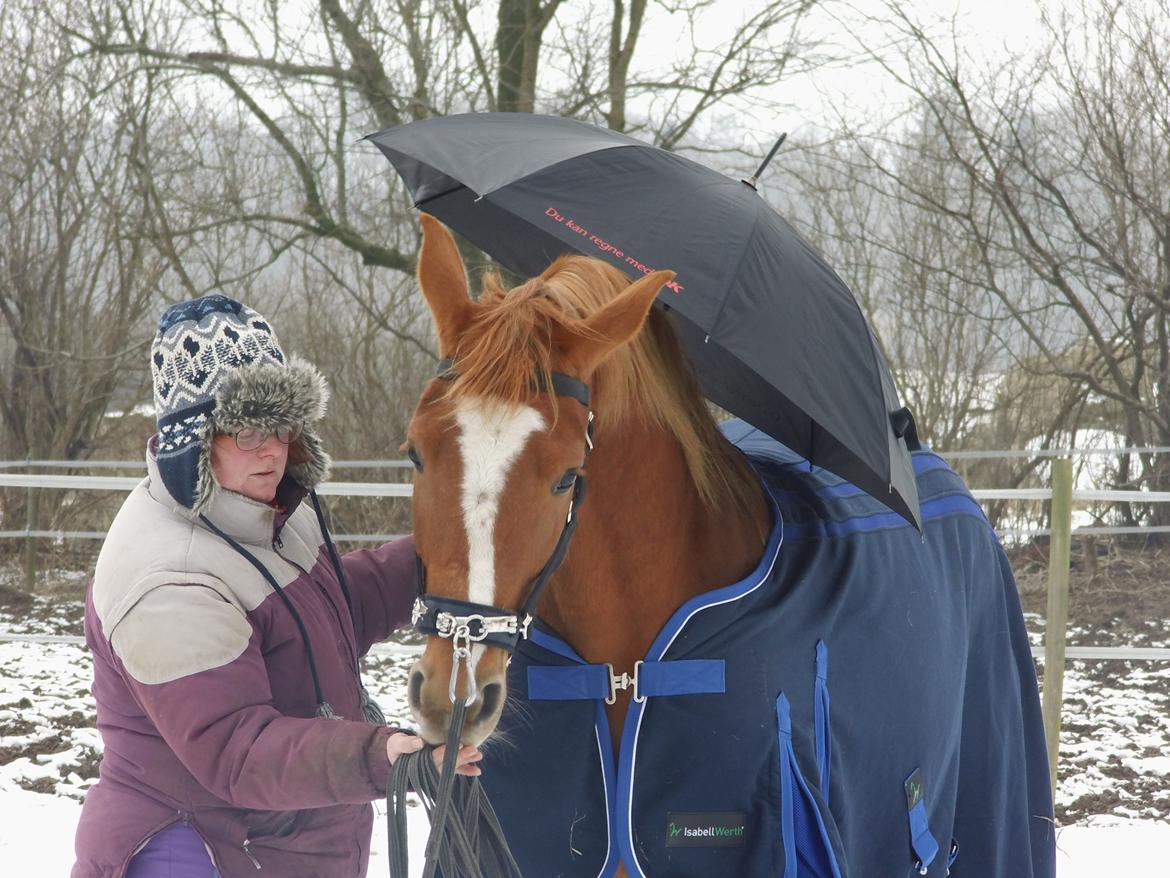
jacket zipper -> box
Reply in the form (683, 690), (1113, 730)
(275, 535), (358, 666)
(273, 537), (361, 696)
(315, 582), (357, 658)
(242, 837), (262, 869)
(179, 811), (224, 874)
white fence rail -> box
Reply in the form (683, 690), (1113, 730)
(3, 632), (1169, 662)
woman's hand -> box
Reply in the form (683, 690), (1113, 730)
(386, 732), (483, 777)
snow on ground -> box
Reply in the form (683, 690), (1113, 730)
(4, 782), (1169, 877)
(1022, 611), (1170, 822)
(1, 592), (1167, 874)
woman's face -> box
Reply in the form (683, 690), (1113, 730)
(210, 431), (289, 503)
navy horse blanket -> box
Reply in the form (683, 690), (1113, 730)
(482, 422), (1055, 877)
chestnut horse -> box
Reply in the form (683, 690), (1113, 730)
(402, 215), (1054, 878)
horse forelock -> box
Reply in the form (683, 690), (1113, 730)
(447, 255), (761, 518)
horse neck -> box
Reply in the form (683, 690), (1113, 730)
(539, 414), (768, 673)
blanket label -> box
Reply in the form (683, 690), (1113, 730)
(904, 768), (925, 811)
(665, 812), (747, 847)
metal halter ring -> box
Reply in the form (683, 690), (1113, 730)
(449, 631), (477, 706)
(437, 612), (484, 641)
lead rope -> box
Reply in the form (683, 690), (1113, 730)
(308, 491), (386, 725)
(386, 668), (521, 878)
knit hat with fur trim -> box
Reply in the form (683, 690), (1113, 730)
(151, 294), (331, 513)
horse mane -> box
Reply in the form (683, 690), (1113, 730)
(446, 255), (761, 517)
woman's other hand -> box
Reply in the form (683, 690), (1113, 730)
(386, 733), (483, 777)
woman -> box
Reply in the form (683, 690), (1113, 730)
(72, 294), (480, 877)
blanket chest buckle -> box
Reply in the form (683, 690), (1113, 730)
(605, 660), (646, 705)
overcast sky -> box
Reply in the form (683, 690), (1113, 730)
(622, 0), (1075, 153)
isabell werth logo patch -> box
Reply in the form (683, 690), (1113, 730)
(665, 812), (747, 847)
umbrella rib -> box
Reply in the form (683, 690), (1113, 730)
(706, 193), (763, 341)
(414, 183), (475, 209)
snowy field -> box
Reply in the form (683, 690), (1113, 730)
(2, 590), (1168, 875)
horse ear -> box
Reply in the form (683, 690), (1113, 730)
(558, 270), (675, 377)
(417, 214), (474, 357)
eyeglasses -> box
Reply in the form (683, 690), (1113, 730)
(231, 423), (303, 451)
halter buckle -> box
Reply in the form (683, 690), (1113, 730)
(437, 612), (489, 641)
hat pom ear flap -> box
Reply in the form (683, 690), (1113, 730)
(556, 270), (675, 379)
(288, 428), (332, 490)
(417, 214), (475, 357)
(192, 418), (221, 516)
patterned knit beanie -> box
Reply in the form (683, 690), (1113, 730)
(151, 294), (331, 512)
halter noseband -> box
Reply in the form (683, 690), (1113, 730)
(411, 357), (594, 703)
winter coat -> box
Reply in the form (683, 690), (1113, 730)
(72, 441), (416, 878)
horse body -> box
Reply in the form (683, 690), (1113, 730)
(536, 407), (770, 758)
(404, 216), (1054, 877)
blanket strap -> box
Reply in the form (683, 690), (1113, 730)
(527, 660), (725, 702)
(903, 768), (941, 874)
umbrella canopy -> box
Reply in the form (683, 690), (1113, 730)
(367, 113), (921, 528)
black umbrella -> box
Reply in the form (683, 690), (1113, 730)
(367, 113), (922, 528)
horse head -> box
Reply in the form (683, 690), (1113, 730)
(405, 214), (673, 745)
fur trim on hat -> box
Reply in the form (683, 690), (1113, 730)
(188, 355), (332, 514)
(214, 354), (329, 429)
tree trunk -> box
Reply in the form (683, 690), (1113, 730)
(496, 0), (542, 112)
(605, 0), (646, 132)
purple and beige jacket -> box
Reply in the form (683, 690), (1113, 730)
(72, 445), (415, 877)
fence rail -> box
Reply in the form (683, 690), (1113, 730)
(3, 632), (1169, 661)
(4, 475), (1169, 504)
(937, 446), (1170, 459)
(0, 459), (413, 470)
(0, 632), (417, 659)
(0, 472), (412, 497)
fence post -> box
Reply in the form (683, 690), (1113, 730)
(1042, 457), (1073, 803)
(24, 456), (38, 593)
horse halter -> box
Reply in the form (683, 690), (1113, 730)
(411, 357), (594, 705)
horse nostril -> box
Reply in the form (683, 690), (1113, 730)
(409, 670), (424, 709)
(478, 683), (502, 720)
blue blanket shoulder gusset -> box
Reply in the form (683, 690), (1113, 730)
(481, 421), (1056, 878)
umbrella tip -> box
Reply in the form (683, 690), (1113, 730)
(741, 132), (788, 191)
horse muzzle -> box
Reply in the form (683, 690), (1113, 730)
(408, 641), (509, 746)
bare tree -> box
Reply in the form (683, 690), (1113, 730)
(834, 0), (1170, 523)
(777, 132), (1013, 450)
(0, 1), (187, 582)
(47, 0), (834, 432)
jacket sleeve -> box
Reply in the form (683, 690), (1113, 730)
(109, 582), (397, 810)
(339, 535), (417, 656)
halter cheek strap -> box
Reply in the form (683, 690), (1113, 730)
(412, 360), (594, 703)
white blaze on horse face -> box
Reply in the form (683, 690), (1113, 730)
(454, 399), (547, 610)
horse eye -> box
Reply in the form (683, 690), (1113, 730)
(406, 446), (423, 472)
(552, 470), (577, 495)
